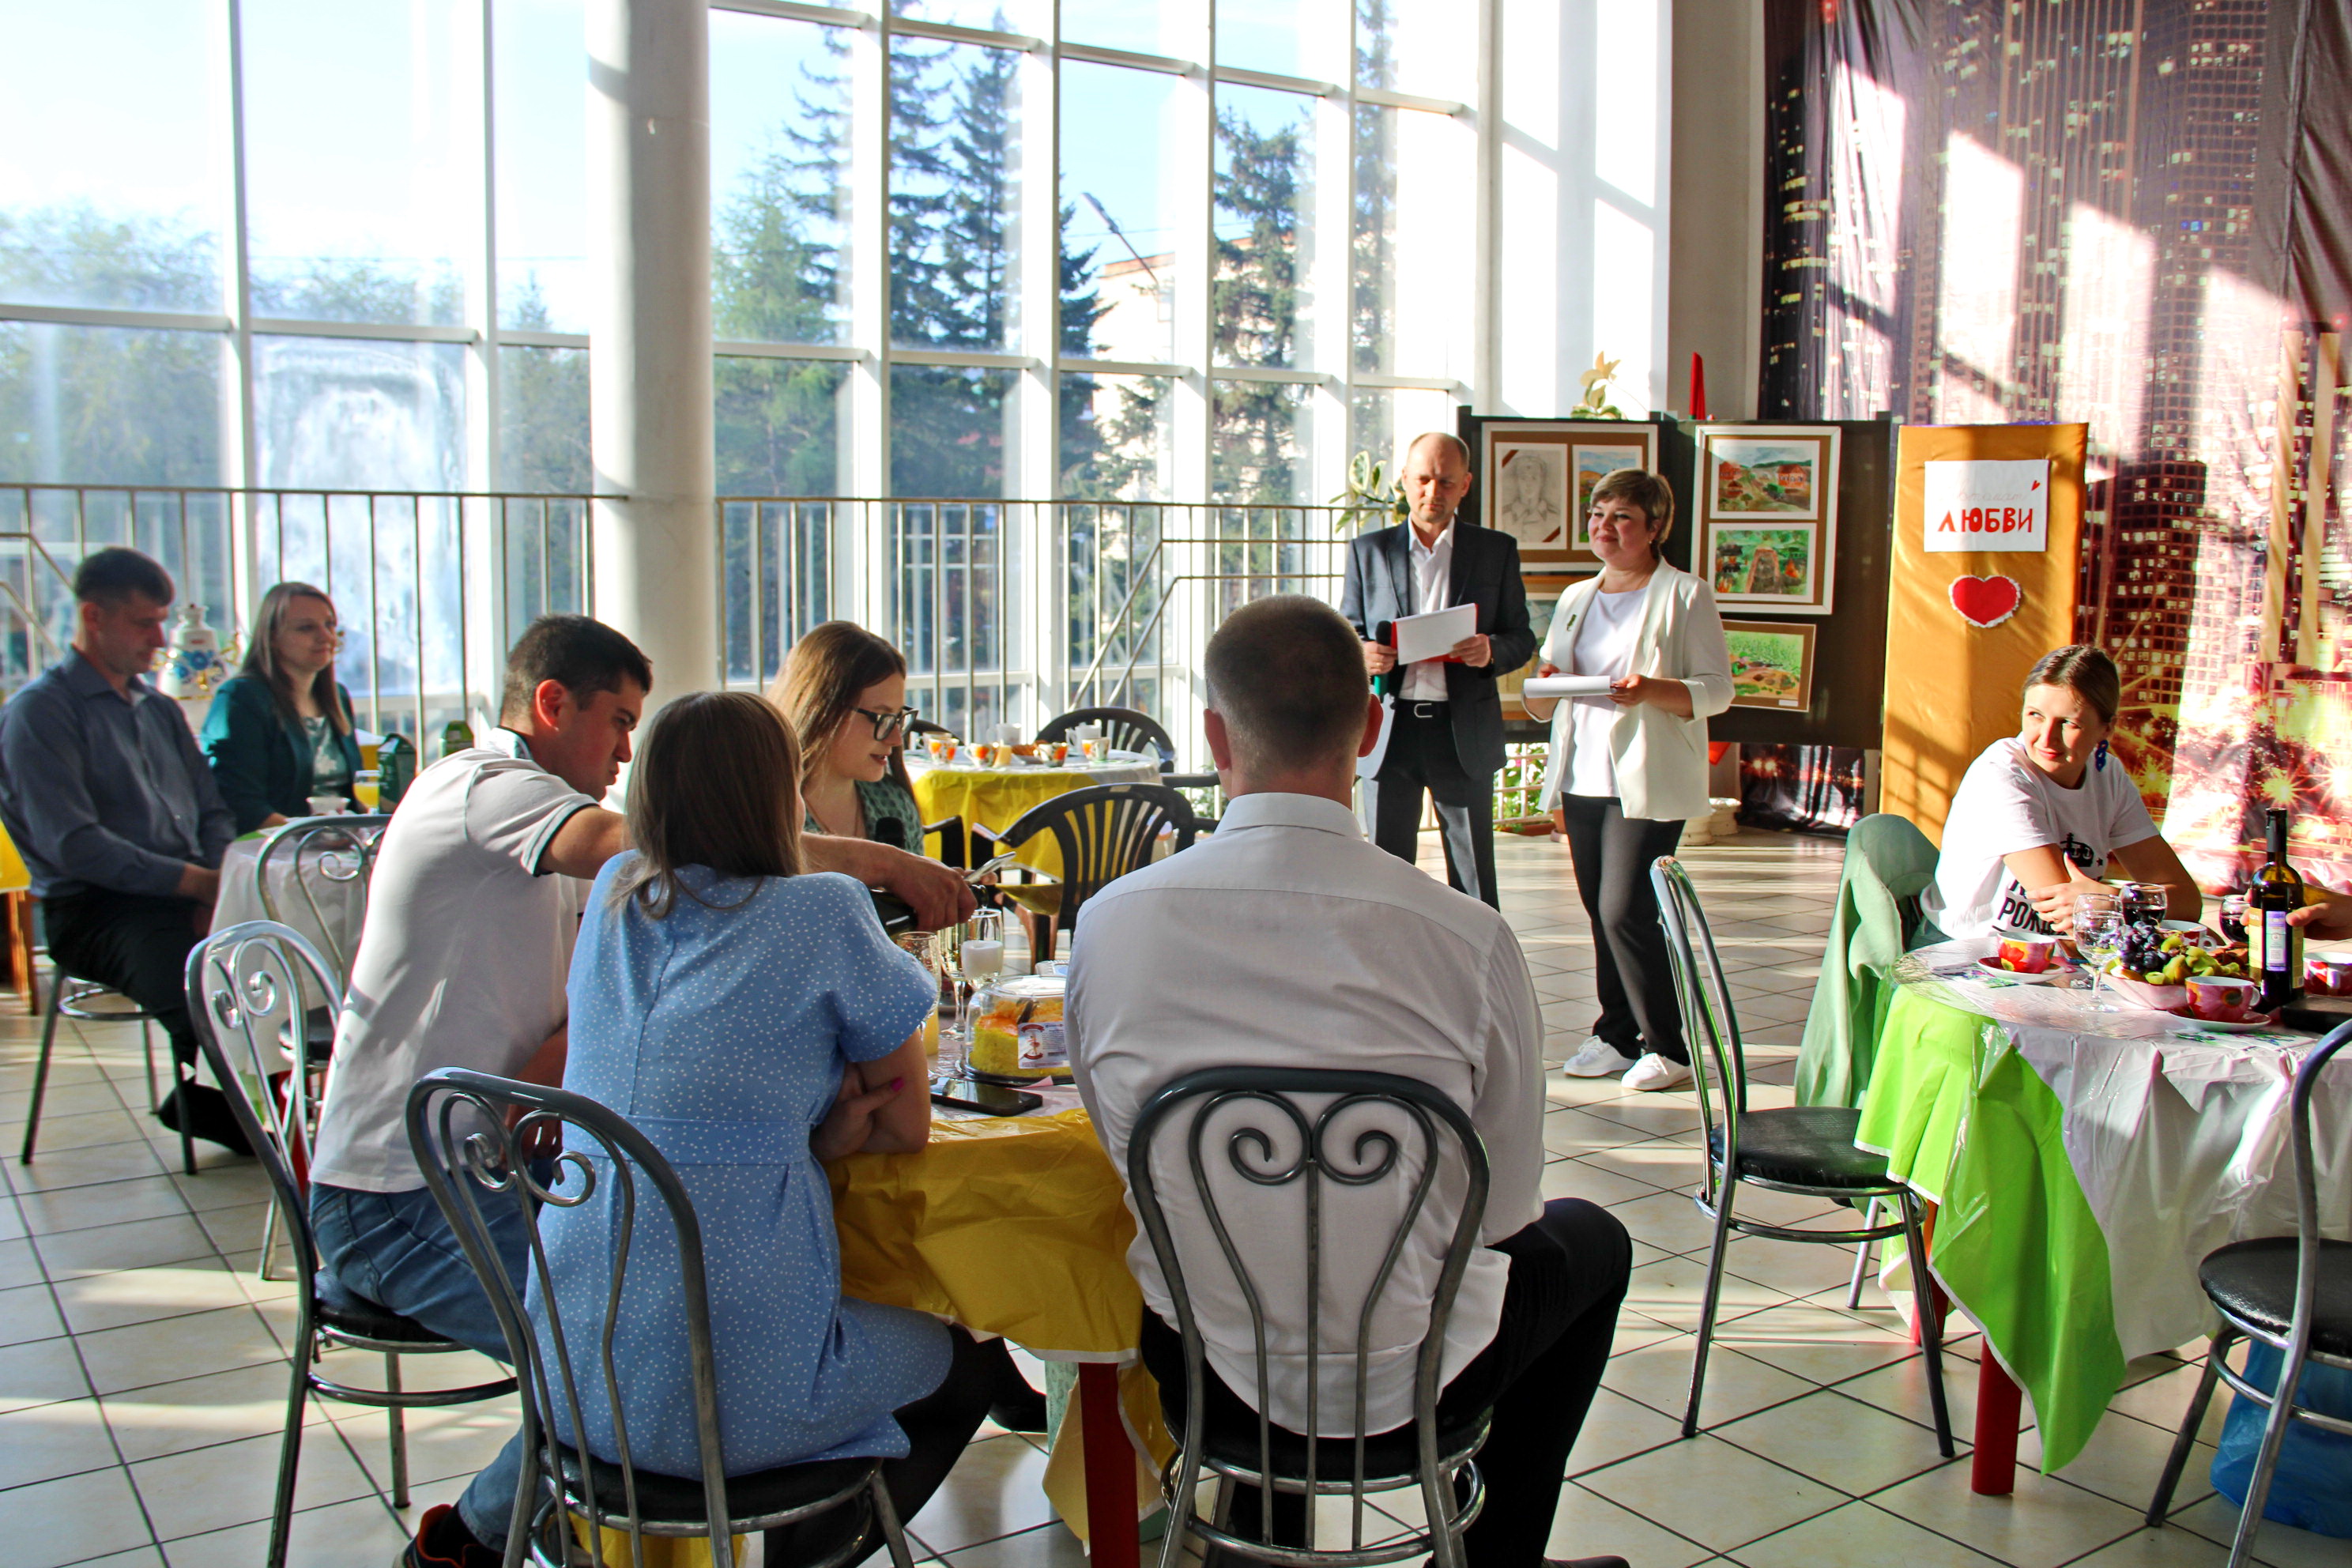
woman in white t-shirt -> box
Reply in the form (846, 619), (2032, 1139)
(1523, 469), (1732, 1092)
(1924, 645), (2200, 939)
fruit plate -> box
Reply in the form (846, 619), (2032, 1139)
(2102, 971), (2189, 1011)
(1973, 957), (2069, 985)
(2163, 1008), (2282, 1035)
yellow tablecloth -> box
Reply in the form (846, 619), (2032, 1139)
(827, 1110), (1174, 1541)
(909, 761), (1161, 879)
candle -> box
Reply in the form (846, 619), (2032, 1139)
(961, 939), (1004, 976)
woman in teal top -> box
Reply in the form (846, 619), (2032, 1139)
(770, 620), (925, 853)
(201, 582), (363, 833)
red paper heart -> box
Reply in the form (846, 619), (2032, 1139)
(1950, 575), (2022, 628)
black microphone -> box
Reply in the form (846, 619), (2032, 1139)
(1371, 621), (1400, 698)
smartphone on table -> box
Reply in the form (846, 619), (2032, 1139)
(929, 1075), (1044, 1116)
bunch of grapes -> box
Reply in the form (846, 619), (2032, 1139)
(2117, 925), (2165, 975)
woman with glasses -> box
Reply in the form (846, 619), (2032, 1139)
(769, 620), (926, 853)
(201, 580), (361, 832)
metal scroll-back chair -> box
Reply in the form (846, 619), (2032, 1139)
(984, 782), (1199, 962)
(186, 922), (515, 1568)
(406, 1068), (918, 1568)
(19, 952), (185, 1174)
(252, 813), (393, 982)
(1127, 1066), (1492, 1568)
(1650, 856), (1955, 1455)
(2144, 1021), (2352, 1567)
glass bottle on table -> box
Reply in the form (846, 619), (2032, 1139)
(2249, 806), (2305, 1012)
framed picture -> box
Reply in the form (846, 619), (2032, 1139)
(1479, 420), (1658, 567)
(1722, 619), (1818, 710)
(1500, 573), (1581, 718)
(1698, 424), (1840, 612)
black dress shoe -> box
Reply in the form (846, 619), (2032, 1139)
(156, 1083), (253, 1155)
(1547, 1557), (1630, 1568)
(987, 1383), (1051, 1433)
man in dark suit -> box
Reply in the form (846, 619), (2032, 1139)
(1340, 431), (1536, 907)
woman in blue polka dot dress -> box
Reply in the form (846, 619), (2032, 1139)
(535, 691), (996, 1562)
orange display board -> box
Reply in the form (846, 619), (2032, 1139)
(1881, 424), (2087, 845)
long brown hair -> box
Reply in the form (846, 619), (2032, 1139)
(765, 620), (916, 795)
(609, 692), (804, 917)
(240, 582), (352, 734)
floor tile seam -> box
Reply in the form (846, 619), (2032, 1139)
(1720, 1491), (2003, 1568)
(1556, 1475), (1724, 1560)
(38, 1219), (172, 1561)
(1604, 1368), (1829, 1430)
(139, 1413), (388, 1545)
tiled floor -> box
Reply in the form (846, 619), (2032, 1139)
(0, 826), (2339, 1566)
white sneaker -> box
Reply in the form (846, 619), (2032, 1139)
(1562, 1035), (1637, 1078)
(1622, 1053), (1694, 1091)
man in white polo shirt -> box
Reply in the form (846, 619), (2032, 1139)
(1069, 596), (1630, 1568)
(307, 615), (974, 1568)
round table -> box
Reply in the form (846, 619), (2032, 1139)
(1863, 934), (2352, 1488)
(213, 820), (381, 975)
(908, 755), (1163, 877)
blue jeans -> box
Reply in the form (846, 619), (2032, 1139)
(311, 1182), (530, 1549)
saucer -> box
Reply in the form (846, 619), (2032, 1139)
(1974, 957), (2067, 984)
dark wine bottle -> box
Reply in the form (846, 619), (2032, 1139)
(2250, 807), (2305, 1011)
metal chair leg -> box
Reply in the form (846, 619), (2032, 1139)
(266, 1324), (315, 1568)
(2226, 1336), (2308, 1568)
(873, 1466), (917, 1568)
(258, 1203), (281, 1281)
(172, 1057), (196, 1177)
(18, 964), (66, 1163)
(2146, 1336), (2227, 1525)
(1897, 1189), (1954, 1457)
(1683, 1184), (1740, 1438)
(385, 1352), (409, 1509)
(1845, 1197), (1879, 1310)
(142, 1020), (160, 1111)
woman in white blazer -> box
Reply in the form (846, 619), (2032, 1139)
(1523, 469), (1732, 1091)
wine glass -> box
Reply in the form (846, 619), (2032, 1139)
(2075, 895), (2124, 1012)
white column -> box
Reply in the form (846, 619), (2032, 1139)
(588, 0), (717, 695)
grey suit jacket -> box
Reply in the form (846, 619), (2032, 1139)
(1339, 520), (1537, 778)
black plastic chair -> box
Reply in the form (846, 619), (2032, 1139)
(1035, 706), (1178, 770)
(2144, 1021), (2352, 1566)
(1650, 856), (1954, 1455)
(1128, 1067), (1491, 1568)
(984, 782), (1200, 961)
(407, 1068), (918, 1568)
(185, 922), (514, 1568)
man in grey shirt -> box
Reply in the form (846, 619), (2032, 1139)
(0, 547), (243, 1150)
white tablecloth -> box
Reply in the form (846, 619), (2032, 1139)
(213, 826), (373, 974)
(1894, 937), (2352, 1361)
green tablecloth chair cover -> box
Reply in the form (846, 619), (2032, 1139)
(1796, 813), (1945, 1108)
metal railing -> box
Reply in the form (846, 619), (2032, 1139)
(714, 497), (1356, 750)
(0, 484), (1361, 766)
(0, 484), (594, 746)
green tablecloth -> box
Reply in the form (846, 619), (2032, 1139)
(1855, 988), (2127, 1472)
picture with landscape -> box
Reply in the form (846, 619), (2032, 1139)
(1710, 437), (1820, 518)
(1723, 621), (1815, 710)
(1710, 526), (1815, 603)
(1571, 443), (1645, 545)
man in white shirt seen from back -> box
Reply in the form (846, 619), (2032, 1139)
(1069, 595), (1631, 1568)
(307, 614), (974, 1568)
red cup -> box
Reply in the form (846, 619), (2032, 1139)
(1993, 929), (2056, 974)
(2184, 975), (2258, 1022)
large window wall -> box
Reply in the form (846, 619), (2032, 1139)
(0, 0), (1487, 504)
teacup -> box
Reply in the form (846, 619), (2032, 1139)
(306, 794), (346, 817)
(1992, 927), (2056, 974)
(2184, 974), (2258, 1022)
(925, 735), (957, 764)
(1041, 741), (1069, 766)
(2306, 956), (2352, 997)
(1080, 737), (1106, 763)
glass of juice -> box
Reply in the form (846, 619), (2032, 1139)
(352, 769), (383, 810)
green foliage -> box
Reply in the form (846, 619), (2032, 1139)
(1329, 450), (1406, 533)
(1211, 104), (1306, 503)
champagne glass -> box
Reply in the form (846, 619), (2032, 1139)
(352, 768), (382, 811)
(2075, 895), (2123, 1012)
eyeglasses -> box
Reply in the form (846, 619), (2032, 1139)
(854, 705), (920, 741)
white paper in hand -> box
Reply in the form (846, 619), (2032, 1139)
(1390, 604), (1476, 663)
(1521, 675), (1615, 699)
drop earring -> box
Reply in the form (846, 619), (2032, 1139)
(2094, 738), (2109, 772)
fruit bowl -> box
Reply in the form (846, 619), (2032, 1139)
(2102, 971), (2189, 1011)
